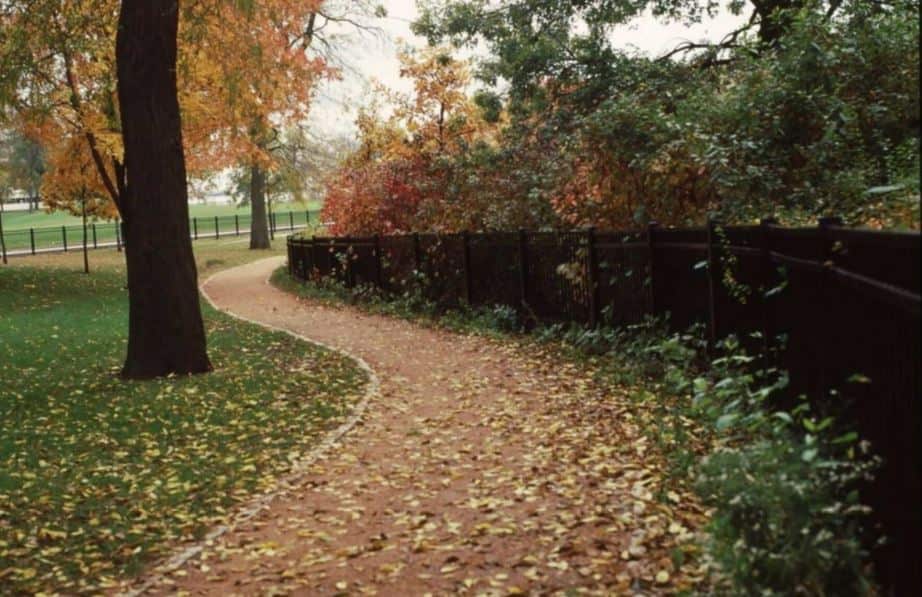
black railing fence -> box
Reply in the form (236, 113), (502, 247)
(288, 219), (920, 593)
(0, 209), (317, 260)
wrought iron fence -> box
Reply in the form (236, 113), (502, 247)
(0, 209), (317, 260)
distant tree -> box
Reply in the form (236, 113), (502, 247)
(322, 49), (513, 234)
(1, 130), (45, 211)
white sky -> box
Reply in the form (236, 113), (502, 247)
(307, 0), (746, 140)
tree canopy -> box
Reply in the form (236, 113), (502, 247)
(0, 0), (328, 219)
(323, 0), (919, 233)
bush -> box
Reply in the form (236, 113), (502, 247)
(698, 432), (877, 596)
(543, 323), (881, 594)
(658, 335), (879, 595)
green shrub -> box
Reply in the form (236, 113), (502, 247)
(670, 336), (878, 595)
(543, 323), (881, 594)
(468, 303), (521, 333)
(698, 431), (877, 596)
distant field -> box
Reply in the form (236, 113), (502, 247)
(1, 200), (323, 231)
(1, 201), (324, 254)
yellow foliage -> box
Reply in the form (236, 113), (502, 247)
(3, 0), (328, 216)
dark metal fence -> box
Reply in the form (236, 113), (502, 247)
(288, 219), (920, 594)
(0, 209), (317, 260)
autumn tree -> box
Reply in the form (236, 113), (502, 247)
(322, 49), (503, 234)
(0, 0), (330, 234)
(0, 128), (45, 211)
(180, 0), (327, 249)
(107, 0), (210, 377)
(408, 0), (919, 228)
(1, 0), (332, 376)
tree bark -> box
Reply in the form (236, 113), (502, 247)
(249, 163), (271, 249)
(116, 0), (211, 379)
(753, 0), (802, 46)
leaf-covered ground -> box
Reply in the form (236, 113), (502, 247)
(0, 244), (368, 594)
(136, 257), (711, 595)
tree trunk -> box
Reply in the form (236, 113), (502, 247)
(754, 0), (801, 46)
(116, 0), (211, 379)
(249, 163), (271, 249)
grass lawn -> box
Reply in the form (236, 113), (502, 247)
(1, 200), (322, 231)
(0, 241), (367, 594)
(1, 201), (323, 254)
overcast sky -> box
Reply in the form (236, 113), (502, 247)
(307, 0), (746, 139)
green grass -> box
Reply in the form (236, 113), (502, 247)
(0, 243), (366, 594)
(1, 202), (323, 253)
(1, 200), (322, 230)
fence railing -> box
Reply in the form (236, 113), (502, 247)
(287, 219), (920, 594)
(0, 209), (317, 260)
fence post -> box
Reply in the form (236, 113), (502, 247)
(81, 200), (89, 274)
(705, 217), (721, 348)
(289, 211), (294, 231)
(306, 210), (310, 227)
(374, 234), (383, 289)
(235, 214), (240, 236)
(193, 217), (198, 240)
(346, 240), (355, 288)
(461, 231), (473, 305)
(413, 232), (422, 273)
(818, 216), (843, 264)
(586, 226), (600, 327)
(518, 229), (529, 309)
(646, 221), (659, 316)
(816, 215), (843, 394)
(759, 217), (778, 355)
(214, 216), (219, 239)
(62, 226), (68, 252)
(0, 212), (6, 265)
(30, 228), (35, 255)
(116, 220), (122, 252)
(92, 223), (97, 248)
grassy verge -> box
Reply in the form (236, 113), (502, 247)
(272, 269), (880, 595)
(0, 244), (367, 594)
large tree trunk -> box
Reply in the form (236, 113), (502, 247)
(249, 163), (271, 249)
(116, 0), (211, 379)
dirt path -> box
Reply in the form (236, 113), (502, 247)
(134, 257), (706, 596)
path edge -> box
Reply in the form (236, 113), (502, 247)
(117, 256), (379, 596)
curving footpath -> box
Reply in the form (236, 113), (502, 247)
(129, 256), (706, 596)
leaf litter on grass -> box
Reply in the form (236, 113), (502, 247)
(0, 265), (367, 594)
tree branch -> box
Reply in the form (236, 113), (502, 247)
(657, 10), (759, 64)
(61, 46), (122, 211)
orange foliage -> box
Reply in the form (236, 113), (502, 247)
(551, 147), (716, 229)
(3, 0), (328, 218)
(322, 49), (499, 235)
